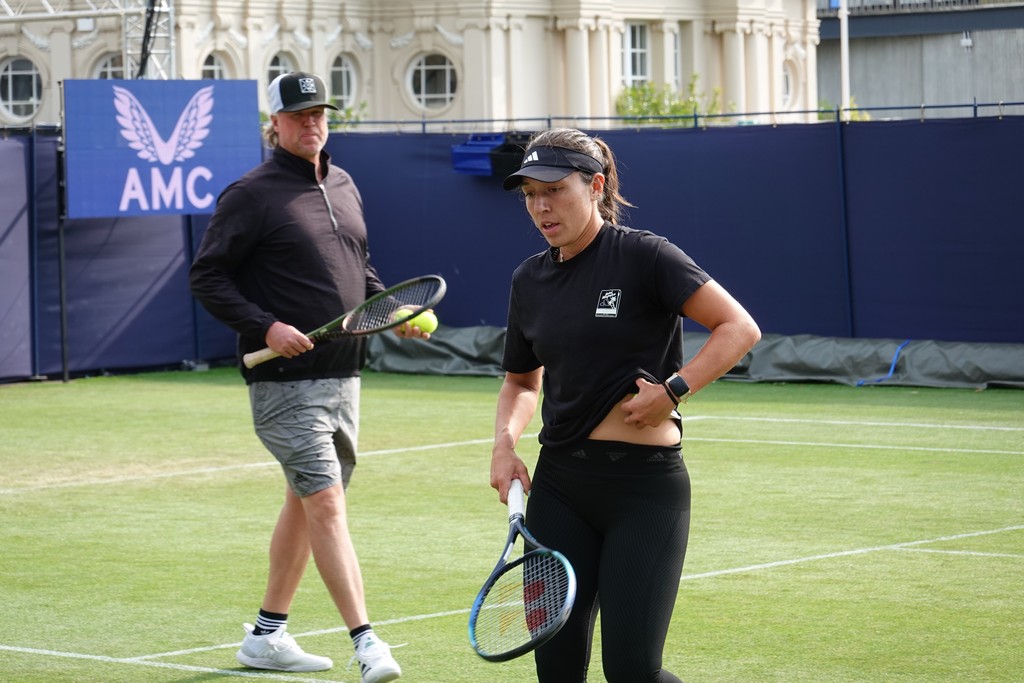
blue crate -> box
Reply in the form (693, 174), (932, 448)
(451, 133), (506, 175)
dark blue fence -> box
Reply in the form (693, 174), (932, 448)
(2, 117), (1022, 382)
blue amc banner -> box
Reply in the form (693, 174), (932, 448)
(62, 79), (261, 218)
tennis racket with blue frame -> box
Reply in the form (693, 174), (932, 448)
(468, 479), (576, 662)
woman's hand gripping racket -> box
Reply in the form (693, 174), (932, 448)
(468, 479), (576, 662)
(243, 275), (446, 369)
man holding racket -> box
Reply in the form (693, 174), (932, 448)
(491, 128), (761, 682)
(190, 72), (415, 682)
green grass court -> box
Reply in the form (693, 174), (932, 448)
(1, 369), (1022, 682)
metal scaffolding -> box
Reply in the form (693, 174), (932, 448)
(0, 0), (175, 79)
(125, 0), (174, 79)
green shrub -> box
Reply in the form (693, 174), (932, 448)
(615, 74), (722, 125)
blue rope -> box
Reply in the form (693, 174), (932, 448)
(857, 339), (911, 386)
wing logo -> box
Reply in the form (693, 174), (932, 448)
(114, 84), (213, 165)
(113, 85), (217, 213)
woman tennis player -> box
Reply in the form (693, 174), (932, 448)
(490, 127), (761, 682)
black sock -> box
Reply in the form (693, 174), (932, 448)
(253, 609), (288, 636)
(350, 624), (372, 643)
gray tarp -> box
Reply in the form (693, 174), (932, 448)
(368, 327), (1024, 390)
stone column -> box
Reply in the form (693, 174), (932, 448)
(651, 21), (678, 90)
(557, 17), (591, 119)
(507, 16), (527, 121)
(457, 17), (507, 120)
(590, 18), (612, 119)
(719, 22), (747, 115)
(678, 19), (705, 92)
(746, 20), (771, 119)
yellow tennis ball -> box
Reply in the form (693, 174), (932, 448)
(393, 309), (439, 334)
(411, 310), (439, 334)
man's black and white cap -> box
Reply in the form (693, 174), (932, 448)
(502, 146), (605, 191)
(268, 72), (339, 114)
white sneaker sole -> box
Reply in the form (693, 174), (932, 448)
(362, 664), (401, 683)
(236, 651), (333, 672)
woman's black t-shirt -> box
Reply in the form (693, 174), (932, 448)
(502, 223), (711, 447)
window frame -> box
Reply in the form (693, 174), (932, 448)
(622, 22), (650, 88)
(407, 52), (458, 111)
(0, 57), (44, 121)
(267, 53), (295, 85)
(330, 54), (357, 111)
(93, 53), (125, 80)
(202, 53), (229, 80)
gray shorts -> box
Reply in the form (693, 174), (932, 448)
(249, 377), (360, 497)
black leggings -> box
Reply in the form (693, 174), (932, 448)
(528, 440), (690, 683)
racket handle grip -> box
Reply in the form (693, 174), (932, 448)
(242, 347), (281, 369)
(507, 479), (526, 519)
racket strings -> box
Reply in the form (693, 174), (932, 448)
(473, 552), (572, 656)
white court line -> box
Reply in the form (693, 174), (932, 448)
(0, 647), (341, 683)
(0, 462), (275, 495)
(894, 548), (1024, 559)
(694, 416), (1024, 432)
(5, 430), (1016, 496)
(0, 436), (536, 495)
(681, 525), (1024, 581)
(4, 414), (1020, 494)
(4, 524), (1020, 680)
(129, 608), (469, 659)
(687, 437), (1023, 457)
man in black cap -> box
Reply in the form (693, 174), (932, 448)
(190, 72), (411, 682)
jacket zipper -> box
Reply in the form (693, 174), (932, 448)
(319, 183), (338, 233)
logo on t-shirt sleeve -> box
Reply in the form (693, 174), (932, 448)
(595, 289), (621, 318)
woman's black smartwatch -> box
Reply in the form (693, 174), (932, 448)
(664, 373), (691, 405)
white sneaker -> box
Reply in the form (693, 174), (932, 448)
(236, 623), (333, 672)
(350, 632), (402, 683)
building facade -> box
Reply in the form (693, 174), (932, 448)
(816, 0), (1024, 118)
(1, 0), (821, 128)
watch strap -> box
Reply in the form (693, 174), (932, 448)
(664, 373), (691, 404)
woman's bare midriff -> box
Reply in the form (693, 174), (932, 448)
(588, 396), (681, 446)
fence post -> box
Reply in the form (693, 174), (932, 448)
(834, 111), (855, 338)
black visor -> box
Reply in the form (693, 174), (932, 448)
(502, 146), (604, 191)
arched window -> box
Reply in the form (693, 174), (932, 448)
(330, 54), (357, 110)
(782, 58), (802, 110)
(94, 53), (125, 79)
(408, 53), (457, 110)
(0, 57), (43, 119)
(202, 53), (229, 80)
(268, 54), (295, 84)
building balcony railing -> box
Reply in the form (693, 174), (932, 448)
(309, 101), (1023, 134)
(816, 0), (1020, 15)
